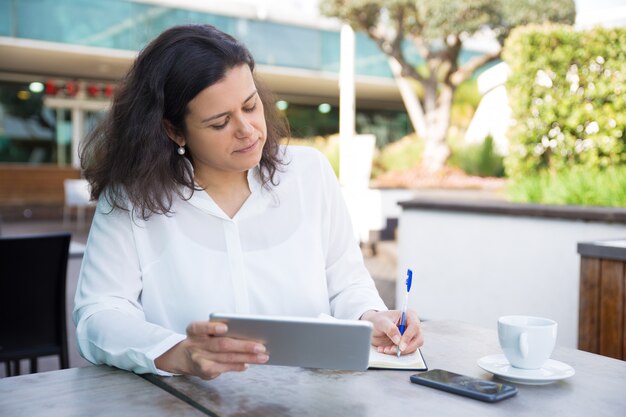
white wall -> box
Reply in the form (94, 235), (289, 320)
(379, 189), (417, 219)
(342, 188), (417, 243)
(397, 209), (626, 348)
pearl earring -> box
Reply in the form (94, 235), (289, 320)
(177, 146), (185, 156)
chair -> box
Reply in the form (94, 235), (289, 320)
(63, 179), (95, 230)
(0, 233), (71, 376)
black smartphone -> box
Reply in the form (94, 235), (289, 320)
(410, 369), (518, 403)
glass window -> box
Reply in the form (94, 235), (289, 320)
(355, 33), (392, 78)
(320, 30), (340, 73)
(238, 20), (322, 70)
(0, 81), (55, 163)
(278, 101), (409, 144)
(0, 81), (108, 165)
(52, 108), (72, 165)
(356, 110), (410, 147)
(0, 0), (11, 37)
(83, 110), (106, 142)
(133, 6), (236, 50)
(15, 0), (136, 50)
(285, 103), (339, 138)
(4, 0), (401, 79)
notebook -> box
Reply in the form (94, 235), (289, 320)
(368, 346), (428, 370)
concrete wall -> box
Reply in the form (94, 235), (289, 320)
(397, 206), (626, 349)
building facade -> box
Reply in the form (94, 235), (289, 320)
(0, 0), (495, 217)
(0, 0), (414, 170)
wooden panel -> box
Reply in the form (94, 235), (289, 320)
(579, 257), (601, 353)
(599, 259), (625, 359)
(0, 165), (80, 204)
(622, 263), (626, 361)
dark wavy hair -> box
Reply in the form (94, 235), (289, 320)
(81, 24), (288, 219)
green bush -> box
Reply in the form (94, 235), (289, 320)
(371, 134), (423, 178)
(506, 166), (626, 207)
(449, 136), (505, 177)
(502, 25), (626, 179)
(453, 79), (481, 109)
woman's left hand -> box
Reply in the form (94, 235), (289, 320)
(360, 309), (423, 355)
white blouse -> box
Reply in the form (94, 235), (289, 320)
(73, 145), (387, 375)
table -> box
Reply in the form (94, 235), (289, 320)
(0, 366), (206, 417)
(1, 321), (624, 416)
(147, 320), (626, 417)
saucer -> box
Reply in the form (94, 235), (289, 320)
(477, 354), (575, 385)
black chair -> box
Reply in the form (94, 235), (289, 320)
(0, 232), (71, 376)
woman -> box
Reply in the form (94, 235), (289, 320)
(74, 24), (423, 379)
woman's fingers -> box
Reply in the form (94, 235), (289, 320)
(186, 320), (228, 337)
(379, 317), (403, 347)
(191, 358), (249, 380)
(378, 345), (398, 354)
(180, 319), (270, 379)
(391, 312), (422, 355)
(157, 320), (270, 379)
(189, 348), (269, 366)
(365, 310), (424, 356)
(206, 334), (267, 356)
(364, 311), (402, 344)
(397, 311), (423, 353)
(370, 311), (403, 343)
(187, 320), (267, 354)
(186, 339), (269, 380)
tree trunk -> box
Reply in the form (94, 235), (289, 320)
(388, 60), (456, 173)
(388, 57), (426, 137)
(421, 82), (454, 173)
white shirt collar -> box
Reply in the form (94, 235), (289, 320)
(184, 165), (266, 220)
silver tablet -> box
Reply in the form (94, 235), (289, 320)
(209, 313), (373, 371)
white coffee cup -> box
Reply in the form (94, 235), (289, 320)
(497, 315), (557, 370)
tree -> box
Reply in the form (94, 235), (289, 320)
(320, 0), (576, 172)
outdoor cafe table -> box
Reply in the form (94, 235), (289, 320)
(146, 320), (626, 417)
(0, 365), (205, 417)
(1, 321), (624, 416)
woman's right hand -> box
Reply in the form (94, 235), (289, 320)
(155, 320), (269, 379)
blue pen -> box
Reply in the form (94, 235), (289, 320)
(397, 268), (413, 357)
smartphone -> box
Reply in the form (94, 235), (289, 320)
(410, 369), (518, 403)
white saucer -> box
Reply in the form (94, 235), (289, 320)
(477, 354), (575, 385)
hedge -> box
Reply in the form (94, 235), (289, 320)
(502, 25), (626, 180)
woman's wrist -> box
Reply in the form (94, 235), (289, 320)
(155, 340), (188, 374)
(359, 309), (378, 321)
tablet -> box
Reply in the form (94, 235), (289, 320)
(209, 313), (373, 371)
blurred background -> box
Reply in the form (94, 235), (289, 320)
(1, 0), (625, 376)
(1, 0), (624, 222)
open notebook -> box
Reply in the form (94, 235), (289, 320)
(368, 346), (427, 370)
